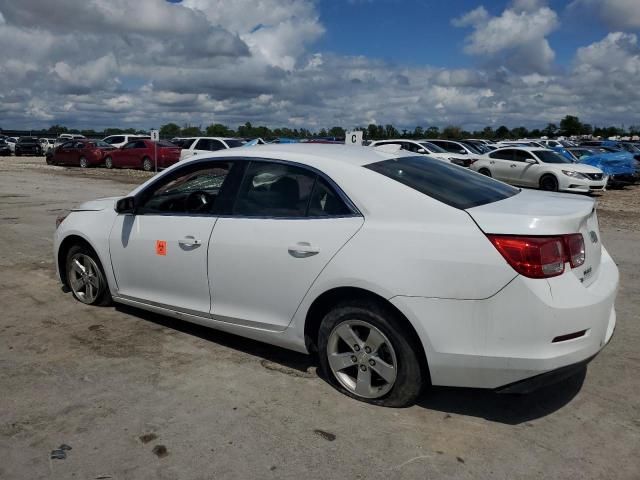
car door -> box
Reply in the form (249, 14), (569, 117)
(487, 149), (516, 181)
(54, 141), (73, 164)
(208, 160), (364, 330)
(109, 160), (236, 315)
(511, 150), (538, 186)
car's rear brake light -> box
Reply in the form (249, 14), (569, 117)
(487, 233), (586, 279)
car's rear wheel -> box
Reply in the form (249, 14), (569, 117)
(540, 174), (558, 191)
(65, 245), (111, 306)
(479, 168), (492, 177)
(318, 300), (424, 407)
(79, 156), (88, 168)
(104, 156), (113, 169)
(142, 157), (152, 171)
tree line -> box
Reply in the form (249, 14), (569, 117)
(6, 115), (638, 140)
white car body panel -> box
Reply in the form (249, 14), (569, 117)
(54, 144), (619, 390)
(179, 137), (242, 160)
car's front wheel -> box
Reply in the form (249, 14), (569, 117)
(79, 156), (88, 168)
(142, 157), (153, 171)
(478, 168), (492, 177)
(104, 156), (113, 169)
(540, 174), (558, 191)
(318, 300), (424, 407)
(65, 245), (111, 306)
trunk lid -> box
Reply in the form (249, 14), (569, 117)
(467, 189), (602, 286)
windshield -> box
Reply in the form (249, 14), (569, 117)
(459, 142), (483, 154)
(225, 139), (245, 148)
(419, 142), (446, 153)
(365, 156), (519, 210)
(533, 150), (573, 164)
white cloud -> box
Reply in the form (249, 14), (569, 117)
(453, 3), (559, 73)
(569, 0), (640, 30)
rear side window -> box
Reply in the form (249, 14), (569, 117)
(365, 156), (519, 210)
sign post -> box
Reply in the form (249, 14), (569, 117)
(345, 131), (363, 146)
(150, 129), (159, 173)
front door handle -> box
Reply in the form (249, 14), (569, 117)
(510, 164), (517, 168)
(179, 236), (202, 247)
(288, 242), (319, 258)
(489, 160), (495, 164)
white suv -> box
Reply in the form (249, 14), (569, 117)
(471, 147), (607, 193)
(178, 137), (245, 160)
(102, 134), (150, 149)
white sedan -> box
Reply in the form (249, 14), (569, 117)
(471, 146), (607, 193)
(54, 144), (618, 406)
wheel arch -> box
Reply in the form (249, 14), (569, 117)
(57, 234), (103, 288)
(303, 286), (430, 381)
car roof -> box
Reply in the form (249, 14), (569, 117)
(491, 146), (550, 152)
(182, 143), (404, 169)
(185, 137), (240, 141)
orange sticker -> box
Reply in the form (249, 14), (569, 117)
(156, 240), (167, 256)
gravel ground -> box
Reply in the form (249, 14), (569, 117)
(0, 156), (639, 480)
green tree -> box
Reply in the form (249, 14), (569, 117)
(413, 126), (424, 138)
(481, 126), (494, 139)
(495, 125), (510, 139)
(181, 125), (202, 136)
(542, 123), (557, 137)
(559, 115), (583, 136)
(384, 124), (399, 138)
(328, 126), (345, 138)
(442, 125), (462, 139)
(510, 126), (529, 139)
(425, 126), (439, 138)
(159, 123), (181, 138)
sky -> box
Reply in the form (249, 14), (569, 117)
(0, 0), (639, 131)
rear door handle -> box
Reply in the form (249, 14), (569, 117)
(510, 164), (517, 167)
(179, 236), (202, 247)
(489, 160), (495, 164)
(288, 242), (319, 258)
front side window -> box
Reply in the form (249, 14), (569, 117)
(234, 162), (316, 217)
(224, 139), (244, 148)
(490, 149), (514, 160)
(365, 156), (519, 210)
(419, 142), (446, 153)
(533, 150), (573, 164)
(123, 141), (137, 149)
(513, 150), (534, 162)
(197, 139), (225, 151)
(61, 141), (75, 149)
(138, 162), (232, 215)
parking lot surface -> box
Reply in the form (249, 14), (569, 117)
(1, 157), (639, 480)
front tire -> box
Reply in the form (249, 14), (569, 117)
(142, 157), (152, 171)
(318, 300), (424, 407)
(479, 168), (492, 177)
(79, 156), (88, 168)
(65, 245), (111, 306)
(104, 156), (113, 169)
(540, 174), (558, 191)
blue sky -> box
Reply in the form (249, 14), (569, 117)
(0, 0), (639, 130)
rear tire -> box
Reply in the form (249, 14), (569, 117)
(479, 168), (492, 177)
(79, 157), (88, 168)
(142, 157), (153, 171)
(65, 245), (112, 306)
(104, 156), (113, 169)
(540, 174), (558, 191)
(318, 300), (424, 407)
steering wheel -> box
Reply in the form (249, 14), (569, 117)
(185, 190), (212, 213)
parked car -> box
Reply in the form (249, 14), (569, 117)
(567, 148), (638, 185)
(102, 134), (150, 149)
(471, 147), (606, 193)
(47, 139), (116, 167)
(178, 137), (245, 160)
(15, 137), (43, 156)
(370, 139), (465, 164)
(5, 137), (17, 153)
(53, 145), (618, 407)
(419, 139), (484, 167)
(39, 138), (56, 154)
(0, 139), (12, 156)
(104, 139), (181, 170)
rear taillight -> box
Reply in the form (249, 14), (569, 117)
(487, 234), (585, 279)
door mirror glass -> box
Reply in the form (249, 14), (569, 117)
(115, 196), (136, 214)
(417, 148), (427, 154)
(525, 158), (537, 164)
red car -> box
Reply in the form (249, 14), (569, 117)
(105, 139), (181, 171)
(47, 139), (116, 167)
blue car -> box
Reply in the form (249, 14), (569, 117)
(567, 147), (638, 185)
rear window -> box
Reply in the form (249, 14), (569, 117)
(224, 139), (245, 148)
(365, 156), (519, 210)
(158, 140), (176, 147)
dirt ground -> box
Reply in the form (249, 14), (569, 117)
(0, 156), (639, 480)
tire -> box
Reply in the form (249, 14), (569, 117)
(318, 300), (424, 407)
(15, 151), (21, 157)
(539, 174), (558, 192)
(104, 156), (113, 169)
(65, 245), (112, 306)
(46, 156), (53, 165)
(479, 168), (492, 177)
(79, 157), (88, 168)
(142, 157), (152, 171)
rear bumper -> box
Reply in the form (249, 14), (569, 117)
(390, 248), (619, 389)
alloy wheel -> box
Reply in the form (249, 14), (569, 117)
(326, 320), (398, 399)
(68, 253), (101, 304)
(79, 157), (88, 168)
(105, 156), (113, 169)
(143, 158), (152, 171)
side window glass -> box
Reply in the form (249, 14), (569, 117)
(123, 142), (136, 149)
(138, 162), (232, 215)
(62, 141), (75, 149)
(134, 141), (147, 149)
(234, 162), (315, 218)
(74, 142), (84, 149)
(308, 178), (351, 217)
(513, 150), (533, 162)
(490, 149), (513, 160)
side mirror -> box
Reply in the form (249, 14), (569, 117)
(459, 149), (467, 154)
(417, 148), (427, 154)
(525, 158), (537, 164)
(115, 196), (136, 214)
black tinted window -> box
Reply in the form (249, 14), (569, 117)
(197, 139), (225, 151)
(365, 156), (519, 210)
(234, 162), (315, 217)
(308, 178), (351, 216)
(224, 139), (244, 148)
(490, 149), (514, 160)
(534, 150), (572, 164)
(513, 150), (534, 162)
